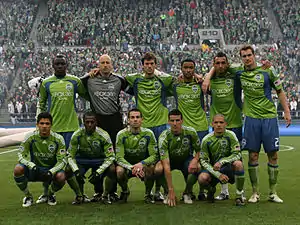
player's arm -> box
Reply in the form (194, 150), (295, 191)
(115, 132), (133, 170)
(141, 132), (159, 165)
(17, 133), (36, 169)
(39, 81), (47, 112)
(218, 133), (242, 165)
(77, 78), (90, 101)
(96, 137), (115, 175)
(202, 67), (216, 93)
(67, 132), (80, 172)
(188, 130), (201, 173)
(49, 136), (67, 174)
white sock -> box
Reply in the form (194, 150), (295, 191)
(221, 183), (229, 195)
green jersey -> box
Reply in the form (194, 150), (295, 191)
(126, 73), (173, 128)
(235, 66), (282, 118)
(17, 130), (66, 174)
(210, 71), (242, 128)
(39, 74), (88, 132)
(67, 127), (115, 175)
(159, 126), (201, 164)
(172, 80), (208, 132)
(200, 130), (241, 179)
(115, 127), (158, 170)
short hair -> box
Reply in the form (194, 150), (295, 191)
(181, 59), (196, 68)
(213, 52), (228, 63)
(212, 113), (226, 122)
(168, 109), (183, 119)
(128, 108), (142, 118)
(141, 52), (157, 65)
(37, 112), (52, 124)
(239, 45), (255, 56)
(52, 53), (67, 65)
(83, 110), (97, 121)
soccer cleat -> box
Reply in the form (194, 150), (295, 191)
(36, 195), (48, 204)
(47, 194), (57, 206)
(83, 194), (91, 203)
(109, 192), (119, 202)
(207, 186), (216, 203)
(268, 193), (283, 203)
(144, 194), (155, 204)
(215, 193), (229, 200)
(163, 194), (169, 205)
(235, 197), (245, 206)
(22, 196), (33, 207)
(197, 192), (207, 201)
(72, 196), (84, 205)
(119, 191), (130, 203)
(248, 193), (260, 203)
(102, 195), (112, 204)
(154, 192), (164, 201)
(183, 194), (193, 204)
(90, 193), (102, 202)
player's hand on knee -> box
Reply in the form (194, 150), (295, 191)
(218, 174), (229, 184)
(188, 159), (199, 173)
(74, 170), (85, 184)
(213, 162), (221, 171)
(132, 163), (144, 178)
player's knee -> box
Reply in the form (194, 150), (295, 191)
(267, 152), (278, 163)
(232, 160), (244, 171)
(144, 165), (154, 178)
(14, 165), (25, 176)
(198, 173), (210, 185)
(116, 166), (125, 179)
(154, 161), (163, 175)
(107, 164), (116, 176)
(248, 152), (259, 164)
(64, 165), (73, 179)
(54, 172), (66, 184)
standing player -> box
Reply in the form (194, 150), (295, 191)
(237, 45), (291, 203)
(159, 109), (201, 206)
(13, 112), (67, 207)
(39, 54), (89, 203)
(67, 111), (116, 204)
(199, 114), (245, 206)
(115, 108), (161, 203)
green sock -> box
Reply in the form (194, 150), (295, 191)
(42, 182), (49, 196)
(185, 174), (197, 194)
(49, 182), (64, 195)
(248, 163), (259, 193)
(268, 163), (279, 194)
(67, 176), (82, 196)
(14, 175), (31, 196)
(104, 176), (114, 195)
(234, 171), (245, 198)
(144, 178), (155, 195)
(199, 184), (205, 194)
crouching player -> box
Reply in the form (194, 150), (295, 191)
(199, 114), (245, 206)
(115, 109), (161, 204)
(13, 112), (67, 207)
(67, 111), (116, 204)
(159, 109), (201, 207)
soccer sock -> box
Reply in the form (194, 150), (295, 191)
(267, 163), (279, 194)
(67, 176), (82, 197)
(14, 175), (31, 197)
(144, 178), (155, 196)
(48, 182), (64, 195)
(104, 176), (115, 195)
(42, 182), (49, 196)
(154, 179), (161, 193)
(221, 183), (229, 195)
(234, 170), (245, 198)
(199, 184), (205, 194)
(248, 163), (259, 193)
(117, 173), (129, 192)
(185, 174), (197, 194)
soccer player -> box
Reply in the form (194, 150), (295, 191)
(199, 114), (245, 206)
(172, 59), (208, 200)
(67, 111), (116, 204)
(159, 109), (201, 206)
(39, 54), (89, 203)
(115, 108), (161, 203)
(237, 45), (291, 203)
(13, 112), (67, 207)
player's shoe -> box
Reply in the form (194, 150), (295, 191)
(268, 193), (283, 203)
(36, 195), (48, 204)
(183, 194), (193, 204)
(235, 197), (245, 206)
(119, 191), (130, 203)
(154, 192), (164, 201)
(215, 192), (229, 200)
(72, 196), (84, 205)
(90, 193), (102, 202)
(109, 192), (119, 202)
(102, 195), (112, 204)
(47, 194), (57, 206)
(207, 186), (216, 203)
(197, 192), (207, 201)
(83, 194), (91, 203)
(248, 193), (260, 203)
(22, 196), (34, 207)
(163, 194), (169, 205)
(144, 194), (155, 204)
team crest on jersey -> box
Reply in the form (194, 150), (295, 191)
(220, 140), (227, 147)
(139, 139), (146, 147)
(92, 141), (100, 147)
(225, 79), (232, 87)
(255, 74), (261, 81)
(48, 144), (55, 152)
(192, 85), (198, 93)
(154, 81), (160, 89)
(182, 137), (189, 146)
(66, 83), (72, 91)
(108, 84), (114, 90)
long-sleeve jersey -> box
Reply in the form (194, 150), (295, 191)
(115, 127), (158, 170)
(17, 130), (67, 174)
(200, 130), (242, 179)
(39, 74), (88, 132)
(67, 127), (115, 174)
(158, 126), (201, 164)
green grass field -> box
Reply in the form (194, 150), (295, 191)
(0, 137), (299, 225)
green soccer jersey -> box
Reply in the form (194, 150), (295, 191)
(159, 126), (201, 165)
(235, 66), (282, 118)
(67, 127), (115, 175)
(172, 80), (208, 132)
(39, 74), (88, 132)
(126, 73), (174, 128)
(200, 130), (241, 179)
(210, 71), (242, 128)
(17, 130), (67, 174)
(115, 127), (158, 170)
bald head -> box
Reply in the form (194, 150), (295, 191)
(99, 54), (113, 76)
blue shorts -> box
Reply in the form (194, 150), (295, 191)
(170, 156), (199, 180)
(149, 124), (167, 140)
(243, 116), (279, 153)
(197, 130), (209, 142)
(76, 158), (105, 176)
(227, 127), (243, 142)
(201, 163), (235, 186)
(57, 132), (74, 149)
(18, 164), (64, 182)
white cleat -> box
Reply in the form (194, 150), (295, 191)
(22, 196), (33, 207)
(215, 193), (229, 200)
(183, 194), (193, 204)
(248, 193), (260, 203)
(36, 195), (48, 204)
(163, 194), (169, 205)
(269, 193), (283, 203)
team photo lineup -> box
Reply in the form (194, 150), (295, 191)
(13, 44), (292, 209)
